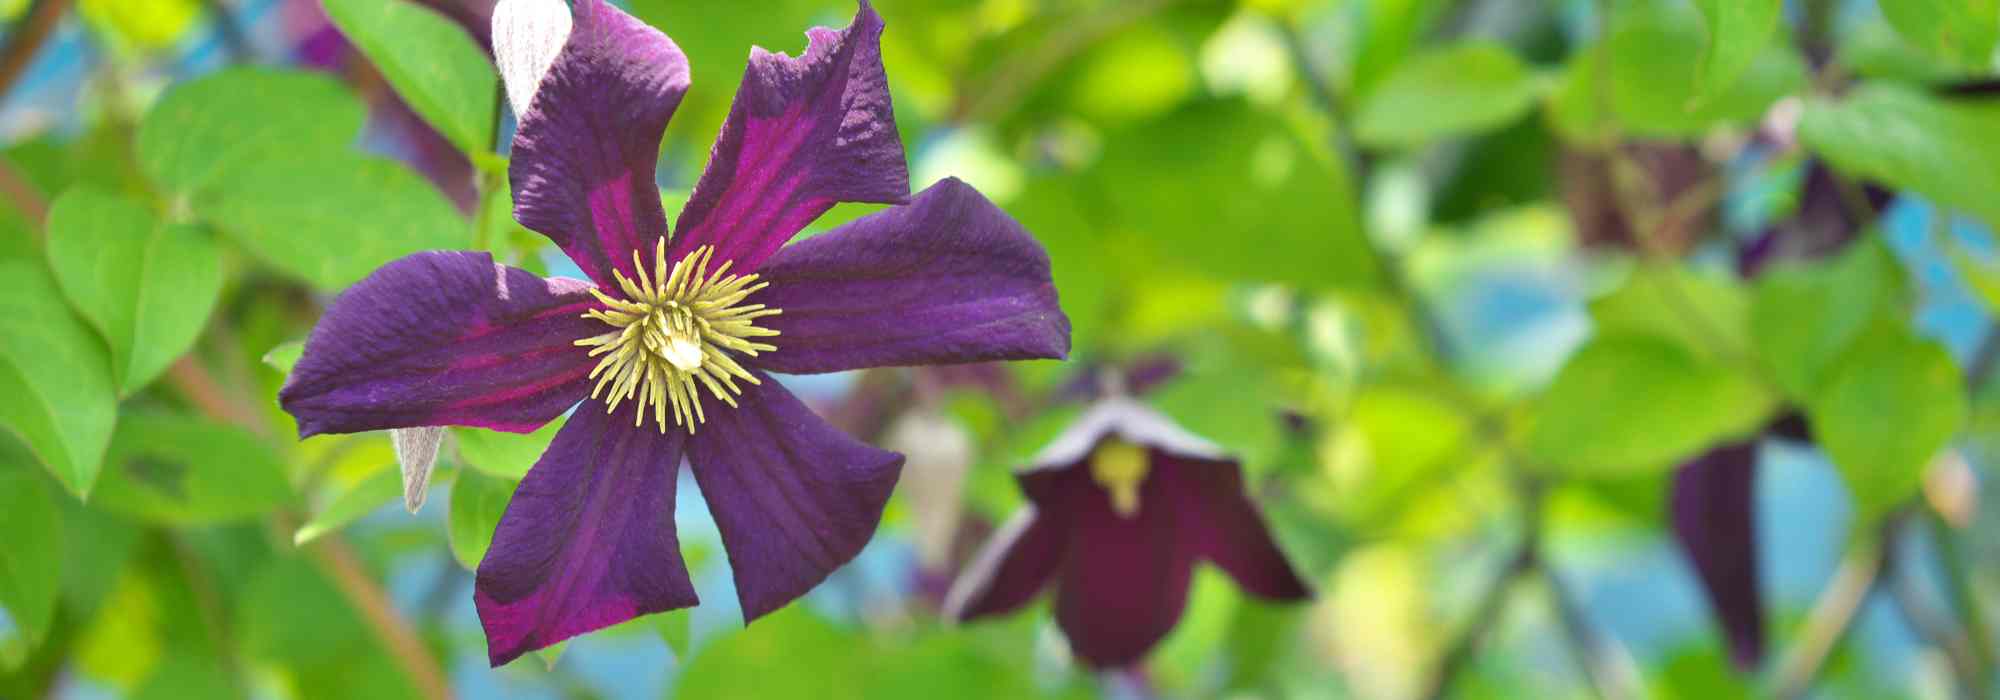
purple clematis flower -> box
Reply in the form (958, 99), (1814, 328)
(943, 397), (1309, 668)
(278, 0), (1069, 666)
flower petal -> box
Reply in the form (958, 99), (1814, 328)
(1669, 440), (1766, 670)
(685, 373), (903, 621)
(509, 0), (686, 287)
(667, 1), (908, 273)
(752, 178), (1067, 374)
(942, 507), (1068, 621)
(1161, 454), (1310, 601)
(280, 252), (599, 437)
(1050, 462), (1197, 668)
(474, 398), (697, 666)
(492, 0), (572, 118)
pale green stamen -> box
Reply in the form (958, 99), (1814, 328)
(574, 241), (781, 433)
(1089, 439), (1150, 518)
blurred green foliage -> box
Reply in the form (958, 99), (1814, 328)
(0, 0), (1998, 698)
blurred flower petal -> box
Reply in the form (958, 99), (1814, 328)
(1669, 439), (1766, 670)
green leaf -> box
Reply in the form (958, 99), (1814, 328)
(137, 68), (365, 198)
(0, 261), (117, 497)
(0, 466), (61, 668)
(1749, 239), (1905, 399)
(1692, 0), (1783, 100)
(1354, 42), (1539, 148)
(261, 341), (303, 377)
(1946, 241), (2000, 314)
(1880, 0), (2000, 68)
(1800, 84), (2000, 229)
(196, 155), (468, 290)
(1087, 100), (1378, 292)
(322, 0), (498, 156)
(91, 413), (295, 526)
(293, 465), (401, 546)
(452, 416), (563, 480)
(1589, 263), (1753, 363)
(1807, 320), (1967, 522)
(446, 469), (515, 570)
(1552, 0), (1806, 142)
(1528, 335), (1775, 475)
(44, 188), (222, 395)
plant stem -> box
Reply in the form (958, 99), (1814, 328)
(1542, 565), (1643, 700)
(1881, 532), (1986, 698)
(202, 0), (253, 64)
(308, 533), (456, 700)
(0, 0), (69, 111)
(1772, 531), (1888, 700)
(1421, 544), (1533, 700)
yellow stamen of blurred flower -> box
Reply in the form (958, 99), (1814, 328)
(1089, 439), (1150, 518)
(574, 241), (781, 433)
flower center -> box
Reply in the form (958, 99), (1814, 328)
(575, 241), (781, 433)
(1089, 439), (1150, 518)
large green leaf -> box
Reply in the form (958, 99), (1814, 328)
(0, 261), (117, 497)
(1692, 0), (1784, 100)
(1550, 0), (1805, 142)
(446, 468), (516, 570)
(91, 413), (295, 526)
(137, 68), (365, 198)
(1800, 84), (2000, 229)
(1749, 239), (1906, 399)
(44, 188), (222, 396)
(322, 0), (498, 156)
(1354, 42), (1539, 148)
(1088, 100), (1378, 292)
(452, 416), (564, 480)
(1879, 0), (2000, 68)
(0, 466), (61, 669)
(1527, 335), (1775, 476)
(1807, 319), (1967, 523)
(1590, 263), (1753, 364)
(195, 155), (468, 290)
(292, 464), (401, 546)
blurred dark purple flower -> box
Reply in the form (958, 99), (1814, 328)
(278, 0), (1069, 665)
(944, 398), (1308, 668)
(1669, 440), (1765, 670)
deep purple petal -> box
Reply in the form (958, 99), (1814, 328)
(280, 252), (599, 437)
(1669, 440), (1766, 670)
(509, 0), (687, 288)
(1051, 461), (1197, 669)
(474, 398), (697, 666)
(686, 373), (904, 621)
(751, 178), (1068, 374)
(942, 508), (1068, 621)
(667, 2), (908, 273)
(1159, 454), (1310, 601)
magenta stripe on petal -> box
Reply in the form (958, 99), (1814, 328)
(686, 372), (903, 622)
(475, 399), (697, 666)
(510, 0), (687, 287)
(668, 1), (908, 273)
(279, 251), (599, 437)
(752, 178), (1068, 375)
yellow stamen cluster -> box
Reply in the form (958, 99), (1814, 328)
(1089, 439), (1151, 518)
(575, 241), (781, 433)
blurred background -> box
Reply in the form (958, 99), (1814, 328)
(0, 0), (1998, 698)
